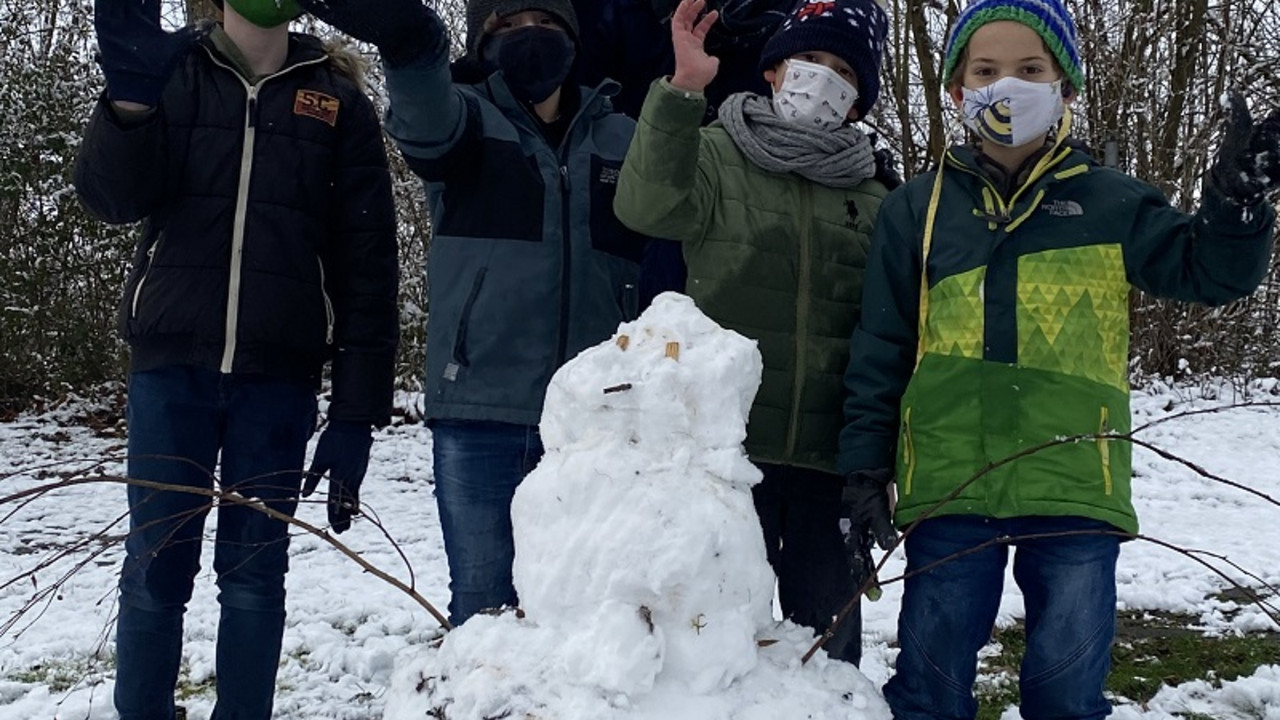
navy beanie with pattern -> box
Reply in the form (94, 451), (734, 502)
(758, 0), (889, 118)
(942, 0), (1084, 91)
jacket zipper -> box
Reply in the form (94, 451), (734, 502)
(549, 90), (600, 367)
(316, 258), (335, 344)
(901, 406), (915, 495)
(1099, 406), (1113, 495)
(204, 48), (330, 374)
(220, 84), (259, 373)
(555, 164), (571, 366)
(784, 182), (813, 458)
(131, 238), (162, 318)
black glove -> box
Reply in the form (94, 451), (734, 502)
(303, 421), (374, 533)
(94, 0), (199, 106)
(843, 521), (883, 601)
(298, 0), (442, 67)
(842, 467), (897, 551)
(1210, 91), (1280, 205)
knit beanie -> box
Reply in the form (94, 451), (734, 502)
(758, 0), (889, 118)
(464, 0), (579, 56)
(942, 0), (1084, 91)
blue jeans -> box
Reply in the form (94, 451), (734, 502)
(431, 419), (543, 625)
(884, 515), (1120, 720)
(115, 366), (316, 720)
(752, 463), (862, 664)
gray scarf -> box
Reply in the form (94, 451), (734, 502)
(717, 92), (876, 188)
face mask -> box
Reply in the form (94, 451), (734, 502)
(481, 26), (577, 105)
(961, 76), (1065, 148)
(771, 59), (858, 131)
(225, 0), (301, 28)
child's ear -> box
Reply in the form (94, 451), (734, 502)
(948, 84), (964, 109)
(763, 67), (778, 90)
(1061, 81), (1077, 105)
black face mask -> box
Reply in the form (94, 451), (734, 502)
(481, 27), (577, 105)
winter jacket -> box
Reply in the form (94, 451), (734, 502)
(382, 27), (645, 426)
(74, 27), (399, 426)
(839, 142), (1276, 533)
(614, 79), (890, 473)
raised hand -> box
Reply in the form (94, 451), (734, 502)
(1251, 108), (1280, 192)
(298, 0), (442, 67)
(669, 0), (721, 94)
(93, 0), (199, 107)
(1211, 91), (1280, 205)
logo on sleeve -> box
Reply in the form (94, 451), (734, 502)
(293, 90), (340, 126)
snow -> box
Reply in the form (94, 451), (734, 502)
(1, 297), (1278, 718)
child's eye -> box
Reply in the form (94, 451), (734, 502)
(838, 68), (855, 80)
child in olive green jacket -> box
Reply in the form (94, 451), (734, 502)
(614, 0), (896, 665)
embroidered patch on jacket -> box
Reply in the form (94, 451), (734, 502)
(1041, 199), (1084, 217)
(293, 90), (340, 126)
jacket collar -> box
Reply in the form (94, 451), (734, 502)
(201, 24), (328, 82)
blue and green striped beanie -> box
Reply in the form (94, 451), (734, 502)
(942, 0), (1084, 91)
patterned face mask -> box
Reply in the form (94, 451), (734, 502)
(771, 59), (859, 131)
(961, 76), (1065, 148)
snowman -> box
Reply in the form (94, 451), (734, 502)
(383, 293), (890, 720)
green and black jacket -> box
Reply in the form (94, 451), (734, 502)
(838, 141), (1275, 533)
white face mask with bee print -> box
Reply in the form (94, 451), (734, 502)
(961, 76), (1065, 148)
(771, 59), (859, 131)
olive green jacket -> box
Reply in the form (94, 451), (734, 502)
(616, 79), (889, 473)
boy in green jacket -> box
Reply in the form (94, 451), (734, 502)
(614, 0), (895, 665)
(837, 0), (1280, 716)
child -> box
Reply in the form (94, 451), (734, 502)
(614, 0), (896, 665)
(75, 0), (399, 716)
(300, 0), (647, 626)
(837, 0), (1280, 716)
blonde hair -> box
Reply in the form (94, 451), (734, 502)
(323, 40), (371, 92)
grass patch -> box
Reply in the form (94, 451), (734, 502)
(973, 609), (1280, 719)
(8, 654), (112, 693)
(175, 669), (216, 701)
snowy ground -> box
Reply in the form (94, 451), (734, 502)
(0, 378), (1278, 719)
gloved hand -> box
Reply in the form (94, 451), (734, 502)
(842, 467), (897, 551)
(1210, 91), (1280, 205)
(303, 420), (374, 534)
(298, 0), (442, 67)
(94, 0), (199, 106)
(843, 521), (883, 601)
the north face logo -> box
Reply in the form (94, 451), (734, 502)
(1042, 199), (1084, 217)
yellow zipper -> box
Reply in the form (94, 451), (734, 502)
(1099, 406), (1113, 495)
(902, 406), (916, 495)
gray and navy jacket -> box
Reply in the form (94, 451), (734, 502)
(74, 28), (399, 425)
(384, 29), (646, 426)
